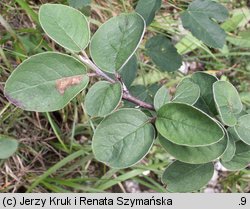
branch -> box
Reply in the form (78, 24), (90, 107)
(79, 54), (155, 111)
(79, 54), (115, 83)
(122, 92), (155, 110)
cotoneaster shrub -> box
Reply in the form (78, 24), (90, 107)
(3, 0), (250, 192)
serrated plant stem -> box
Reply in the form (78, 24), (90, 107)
(79, 53), (155, 111)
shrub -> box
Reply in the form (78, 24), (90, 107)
(3, 0), (250, 192)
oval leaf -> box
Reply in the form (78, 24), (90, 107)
(221, 141), (250, 171)
(68, 0), (92, 16)
(135, 0), (162, 26)
(119, 55), (138, 87)
(156, 103), (224, 147)
(145, 35), (182, 72)
(234, 114), (250, 145)
(162, 161), (214, 192)
(4, 52), (89, 112)
(90, 13), (145, 73)
(172, 77), (200, 105)
(159, 134), (227, 164)
(68, 0), (91, 8)
(228, 127), (241, 142)
(92, 109), (155, 168)
(220, 130), (236, 162)
(213, 81), (243, 126)
(84, 81), (122, 117)
(191, 72), (218, 115)
(181, 0), (228, 48)
(0, 135), (18, 159)
(154, 85), (170, 111)
(39, 4), (90, 52)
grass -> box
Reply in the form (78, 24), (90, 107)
(0, 0), (250, 193)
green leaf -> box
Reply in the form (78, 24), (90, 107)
(156, 103), (224, 147)
(172, 78), (200, 105)
(68, 0), (91, 17)
(135, 0), (162, 26)
(213, 81), (243, 127)
(0, 135), (18, 159)
(68, 0), (91, 7)
(39, 4), (90, 52)
(4, 52), (89, 112)
(162, 161), (214, 192)
(84, 81), (122, 117)
(228, 127), (241, 142)
(221, 141), (250, 171)
(191, 72), (218, 115)
(90, 13), (145, 73)
(119, 55), (137, 87)
(145, 35), (182, 72)
(220, 129), (236, 162)
(159, 134), (227, 164)
(92, 109), (155, 168)
(154, 85), (170, 111)
(68, 0), (91, 16)
(234, 114), (250, 145)
(181, 0), (228, 48)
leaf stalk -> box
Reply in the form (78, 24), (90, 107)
(79, 53), (155, 111)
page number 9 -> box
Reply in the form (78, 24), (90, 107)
(239, 197), (246, 205)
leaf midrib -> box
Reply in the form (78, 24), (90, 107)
(104, 120), (150, 148)
(8, 74), (85, 95)
(46, 14), (82, 50)
(182, 164), (208, 178)
(114, 16), (132, 71)
(97, 84), (118, 115)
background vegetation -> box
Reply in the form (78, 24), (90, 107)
(0, 0), (250, 192)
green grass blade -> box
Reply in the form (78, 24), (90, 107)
(14, 0), (39, 25)
(45, 112), (69, 153)
(26, 149), (85, 192)
(95, 169), (146, 191)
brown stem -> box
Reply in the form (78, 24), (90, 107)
(79, 54), (155, 111)
(123, 92), (155, 110)
(79, 54), (115, 83)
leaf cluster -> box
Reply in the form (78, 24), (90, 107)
(2, 0), (249, 192)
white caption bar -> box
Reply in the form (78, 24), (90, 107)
(0, 193), (249, 209)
